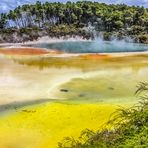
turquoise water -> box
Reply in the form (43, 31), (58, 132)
(27, 41), (148, 53)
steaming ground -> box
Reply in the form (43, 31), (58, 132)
(0, 55), (83, 105)
(0, 52), (148, 105)
(0, 54), (110, 105)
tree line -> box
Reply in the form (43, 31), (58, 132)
(0, 1), (148, 43)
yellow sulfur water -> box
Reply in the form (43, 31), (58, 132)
(0, 103), (119, 148)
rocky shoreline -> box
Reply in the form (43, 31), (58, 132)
(0, 27), (147, 45)
(0, 36), (90, 48)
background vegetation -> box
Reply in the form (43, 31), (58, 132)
(0, 1), (148, 43)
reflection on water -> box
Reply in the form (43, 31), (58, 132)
(0, 56), (85, 105)
(26, 41), (148, 53)
(12, 54), (148, 71)
(0, 54), (148, 106)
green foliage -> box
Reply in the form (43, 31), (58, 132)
(0, 13), (7, 29)
(58, 83), (148, 148)
(0, 1), (147, 43)
(137, 35), (148, 44)
(0, 2), (148, 32)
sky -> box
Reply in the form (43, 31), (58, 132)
(0, 0), (147, 13)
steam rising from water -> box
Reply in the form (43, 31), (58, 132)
(24, 25), (148, 53)
(27, 38), (148, 53)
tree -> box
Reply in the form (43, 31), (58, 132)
(0, 13), (7, 29)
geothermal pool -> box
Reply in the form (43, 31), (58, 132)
(26, 40), (148, 53)
(0, 43), (148, 148)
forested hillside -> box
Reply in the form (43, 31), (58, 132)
(0, 1), (148, 43)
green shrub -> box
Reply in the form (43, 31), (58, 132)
(58, 82), (148, 148)
(138, 35), (148, 44)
